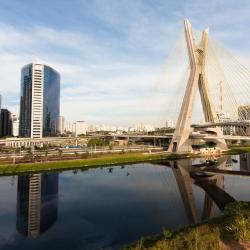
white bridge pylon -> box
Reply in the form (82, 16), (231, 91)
(168, 19), (227, 153)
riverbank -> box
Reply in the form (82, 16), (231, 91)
(225, 146), (250, 155)
(0, 145), (249, 176)
(124, 201), (250, 250)
(0, 151), (189, 176)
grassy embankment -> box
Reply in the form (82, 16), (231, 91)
(0, 152), (189, 176)
(225, 146), (250, 155)
(124, 201), (250, 250)
(1, 145), (250, 176)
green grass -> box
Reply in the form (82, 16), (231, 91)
(1, 144), (250, 176)
(0, 152), (189, 176)
(124, 201), (250, 250)
(225, 146), (250, 155)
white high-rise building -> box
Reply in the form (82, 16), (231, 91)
(134, 123), (145, 132)
(57, 116), (65, 134)
(12, 114), (19, 137)
(134, 123), (155, 132)
(73, 121), (88, 136)
(65, 121), (74, 133)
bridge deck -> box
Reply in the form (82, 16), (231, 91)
(191, 121), (250, 128)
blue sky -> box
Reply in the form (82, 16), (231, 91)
(0, 0), (250, 126)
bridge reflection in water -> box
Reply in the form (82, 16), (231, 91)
(168, 157), (236, 224)
(16, 173), (59, 238)
(14, 157), (239, 239)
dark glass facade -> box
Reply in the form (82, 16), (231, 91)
(16, 173), (59, 238)
(19, 64), (32, 137)
(19, 64), (60, 137)
(43, 66), (60, 136)
(0, 109), (12, 137)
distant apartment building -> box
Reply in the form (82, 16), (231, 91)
(12, 114), (19, 137)
(0, 109), (12, 137)
(134, 123), (155, 132)
(128, 127), (135, 132)
(88, 124), (97, 132)
(64, 121), (74, 133)
(57, 116), (65, 134)
(19, 63), (60, 138)
(118, 127), (128, 132)
(134, 123), (144, 132)
(73, 121), (88, 136)
(97, 124), (115, 132)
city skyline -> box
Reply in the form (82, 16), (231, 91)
(1, 1), (250, 126)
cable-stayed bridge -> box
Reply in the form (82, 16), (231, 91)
(164, 19), (250, 152)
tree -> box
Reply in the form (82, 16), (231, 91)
(45, 150), (48, 162)
(74, 151), (78, 158)
(87, 138), (108, 147)
(58, 149), (63, 160)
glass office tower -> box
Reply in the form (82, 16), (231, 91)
(19, 64), (60, 138)
(16, 173), (59, 238)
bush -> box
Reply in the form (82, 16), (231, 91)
(225, 215), (250, 242)
(87, 138), (109, 147)
(81, 152), (89, 159)
(125, 202), (250, 250)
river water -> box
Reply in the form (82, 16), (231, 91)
(0, 154), (250, 250)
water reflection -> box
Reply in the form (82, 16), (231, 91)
(15, 157), (243, 238)
(0, 154), (249, 249)
(168, 157), (238, 224)
(16, 173), (58, 238)
(171, 160), (199, 223)
(240, 153), (250, 171)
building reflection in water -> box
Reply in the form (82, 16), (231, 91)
(240, 153), (250, 171)
(16, 173), (58, 238)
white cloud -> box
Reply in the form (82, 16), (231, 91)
(1, 0), (250, 126)
(0, 21), (177, 126)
